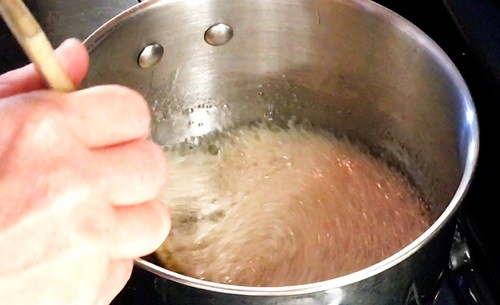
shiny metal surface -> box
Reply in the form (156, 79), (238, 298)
(82, 0), (479, 304)
(138, 43), (164, 68)
(204, 23), (233, 46)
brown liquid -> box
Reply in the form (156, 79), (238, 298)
(155, 124), (430, 287)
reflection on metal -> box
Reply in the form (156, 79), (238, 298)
(449, 223), (472, 272)
(405, 282), (423, 305)
(204, 23), (233, 46)
(138, 43), (164, 68)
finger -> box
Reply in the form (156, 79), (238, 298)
(55, 38), (89, 85)
(95, 259), (134, 305)
(62, 85), (151, 148)
(108, 201), (170, 259)
(94, 139), (167, 205)
(0, 38), (89, 98)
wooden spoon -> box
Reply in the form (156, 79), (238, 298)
(0, 0), (75, 92)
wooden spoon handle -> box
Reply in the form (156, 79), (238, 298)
(0, 0), (76, 92)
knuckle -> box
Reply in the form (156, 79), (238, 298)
(36, 160), (95, 199)
(18, 100), (66, 148)
(74, 203), (113, 243)
(114, 86), (151, 129)
(21, 162), (93, 216)
(25, 107), (58, 130)
(110, 85), (150, 126)
(92, 85), (148, 110)
(37, 161), (110, 238)
(76, 85), (151, 136)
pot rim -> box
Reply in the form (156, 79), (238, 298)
(83, 0), (480, 296)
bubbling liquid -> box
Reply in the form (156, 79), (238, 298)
(155, 123), (430, 287)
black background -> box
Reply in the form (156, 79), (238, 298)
(1, 0), (499, 303)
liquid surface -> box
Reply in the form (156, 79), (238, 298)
(155, 124), (430, 287)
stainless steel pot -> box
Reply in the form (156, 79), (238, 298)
(82, 0), (479, 304)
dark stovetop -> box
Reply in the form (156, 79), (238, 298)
(1, 0), (499, 304)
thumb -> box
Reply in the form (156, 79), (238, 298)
(0, 38), (89, 99)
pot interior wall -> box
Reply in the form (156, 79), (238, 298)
(83, 0), (473, 221)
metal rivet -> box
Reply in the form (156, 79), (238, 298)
(204, 23), (233, 46)
(138, 43), (164, 68)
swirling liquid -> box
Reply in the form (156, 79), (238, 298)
(155, 123), (430, 287)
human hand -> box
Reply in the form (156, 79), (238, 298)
(0, 39), (170, 305)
